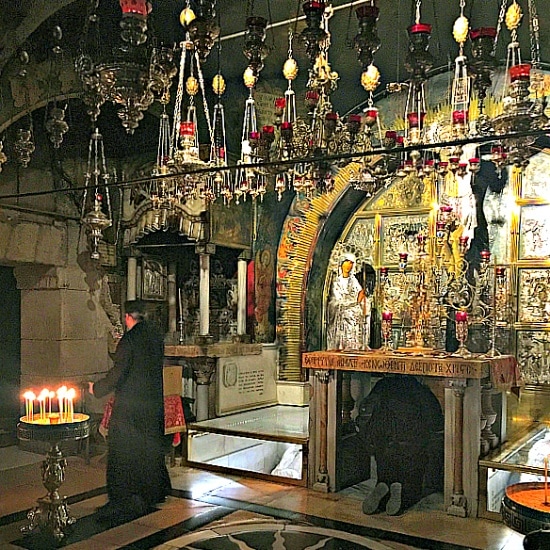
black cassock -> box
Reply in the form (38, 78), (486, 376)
(94, 320), (171, 506)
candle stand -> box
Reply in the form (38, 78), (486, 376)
(17, 413), (90, 542)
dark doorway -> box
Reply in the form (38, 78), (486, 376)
(0, 267), (20, 446)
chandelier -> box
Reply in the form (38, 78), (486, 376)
(490, 0), (548, 169)
(75, 0), (177, 133)
(81, 128), (112, 260)
(241, 1), (383, 201)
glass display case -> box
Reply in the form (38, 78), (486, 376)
(479, 423), (550, 518)
(186, 405), (309, 485)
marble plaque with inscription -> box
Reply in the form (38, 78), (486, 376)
(216, 344), (278, 416)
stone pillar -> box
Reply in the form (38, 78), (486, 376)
(16, 263), (111, 395)
(167, 261), (177, 335)
(188, 358), (216, 421)
(127, 256), (137, 301)
(237, 257), (247, 336)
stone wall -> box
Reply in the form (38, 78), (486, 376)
(2, 210), (115, 412)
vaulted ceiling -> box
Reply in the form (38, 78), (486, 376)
(0, 0), (548, 167)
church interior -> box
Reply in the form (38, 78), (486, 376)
(1, 0), (550, 548)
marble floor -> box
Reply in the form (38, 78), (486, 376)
(0, 446), (525, 550)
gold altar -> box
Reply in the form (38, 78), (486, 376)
(302, 349), (520, 518)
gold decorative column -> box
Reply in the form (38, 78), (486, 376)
(313, 369), (331, 491)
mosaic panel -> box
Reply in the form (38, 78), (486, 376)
(518, 269), (550, 323)
(381, 215), (429, 266)
(516, 330), (550, 385)
(519, 205), (550, 260)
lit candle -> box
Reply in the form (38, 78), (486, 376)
(57, 386), (67, 422)
(23, 391), (36, 422)
(39, 395), (45, 420)
(48, 391), (55, 417)
(178, 288), (183, 322)
(66, 388), (76, 423)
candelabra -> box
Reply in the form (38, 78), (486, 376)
(380, 310), (393, 352)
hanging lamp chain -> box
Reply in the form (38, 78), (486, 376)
(493, 0), (509, 56)
(528, 0), (540, 68)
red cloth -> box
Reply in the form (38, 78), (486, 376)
(100, 395), (186, 445)
(164, 394), (186, 435)
(490, 356), (523, 392)
(99, 396), (115, 438)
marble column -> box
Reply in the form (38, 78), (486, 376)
(127, 256), (137, 301)
(198, 252), (210, 337)
(167, 261), (177, 335)
(237, 258), (247, 336)
(447, 379), (467, 517)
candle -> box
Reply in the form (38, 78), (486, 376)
(480, 249), (491, 261)
(66, 388), (76, 423)
(38, 391), (46, 421)
(178, 288), (183, 321)
(23, 391), (36, 421)
(57, 386), (67, 422)
(48, 391), (55, 416)
(455, 310), (468, 323)
(382, 311), (393, 321)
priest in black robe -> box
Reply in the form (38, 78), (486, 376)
(89, 299), (171, 522)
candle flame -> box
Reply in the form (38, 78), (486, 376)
(23, 391), (36, 400)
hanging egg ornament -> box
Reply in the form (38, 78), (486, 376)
(453, 15), (469, 45)
(186, 76), (199, 96)
(180, 7), (196, 27)
(505, 2), (522, 31)
(213, 74), (226, 96)
(283, 57), (298, 81)
(361, 64), (380, 93)
(243, 67), (257, 89)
